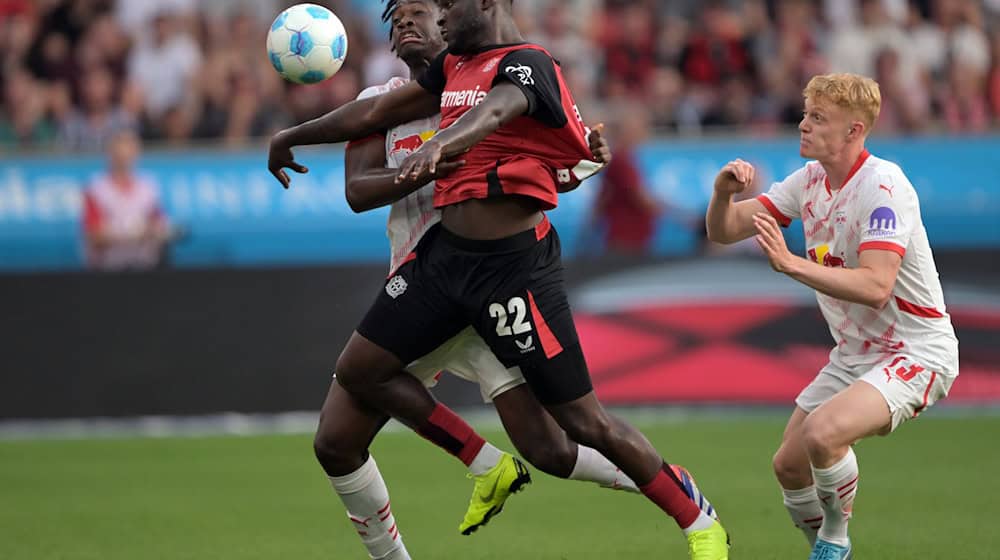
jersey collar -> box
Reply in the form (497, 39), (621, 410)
(824, 148), (871, 195)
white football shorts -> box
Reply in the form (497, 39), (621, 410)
(795, 354), (956, 432)
(406, 327), (526, 403)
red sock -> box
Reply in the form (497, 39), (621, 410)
(640, 464), (701, 529)
(415, 403), (486, 466)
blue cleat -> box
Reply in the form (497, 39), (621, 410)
(808, 538), (852, 560)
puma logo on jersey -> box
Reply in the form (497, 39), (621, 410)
(879, 184), (894, 197)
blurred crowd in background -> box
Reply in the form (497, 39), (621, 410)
(2, 0), (1000, 153)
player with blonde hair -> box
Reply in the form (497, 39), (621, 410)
(705, 73), (959, 560)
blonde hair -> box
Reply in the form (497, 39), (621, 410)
(803, 73), (881, 133)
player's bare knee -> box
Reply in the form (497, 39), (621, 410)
(313, 421), (365, 475)
(801, 414), (841, 457)
(772, 446), (810, 486)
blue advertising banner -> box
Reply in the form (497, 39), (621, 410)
(1, 136), (998, 270)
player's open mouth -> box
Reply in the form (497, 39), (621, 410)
(399, 32), (422, 46)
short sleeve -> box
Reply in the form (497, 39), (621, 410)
(494, 48), (567, 128)
(416, 51), (447, 95)
(756, 165), (809, 227)
(857, 177), (917, 257)
(351, 82), (394, 145)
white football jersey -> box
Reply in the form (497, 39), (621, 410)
(758, 150), (959, 375)
(354, 77), (442, 273)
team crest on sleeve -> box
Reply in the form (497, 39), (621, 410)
(386, 275), (408, 299)
(866, 207), (897, 238)
(505, 64), (535, 86)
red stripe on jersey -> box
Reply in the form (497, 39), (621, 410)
(535, 215), (551, 240)
(895, 296), (945, 318)
(527, 290), (563, 359)
(913, 371), (937, 416)
(346, 133), (386, 151)
(858, 241), (905, 257)
(377, 501), (391, 515)
(387, 252), (417, 279)
(755, 194), (792, 227)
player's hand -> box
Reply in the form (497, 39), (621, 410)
(396, 140), (444, 184)
(268, 131), (309, 189)
(588, 123), (611, 165)
(715, 159), (754, 195)
(754, 212), (799, 274)
(396, 158), (466, 190)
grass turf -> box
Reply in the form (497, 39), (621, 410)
(1, 415), (997, 559)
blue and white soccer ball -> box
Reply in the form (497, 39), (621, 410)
(266, 4), (348, 85)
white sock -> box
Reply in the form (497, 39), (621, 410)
(682, 512), (717, 534)
(812, 448), (858, 547)
(569, 445), (640, 493)
(468, 442), (504, 476)
(782, 485), (823, 547)
(329, 456), (411, 560)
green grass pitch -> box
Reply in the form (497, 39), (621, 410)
(2, 415), (998, 559)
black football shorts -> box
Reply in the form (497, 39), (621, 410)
(357, 216), (592, 404)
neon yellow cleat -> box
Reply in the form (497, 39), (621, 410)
(687, 521), (730, 560)
(459, 453), (531, 536)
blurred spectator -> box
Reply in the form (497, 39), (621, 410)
(601, 2), (657, 95)
(126, 10), (201, 136)
(875, 48), (930, 134)
(82, 129), (172, 271)
(0, 67), (58, 147)
(591, 108), (662, 255)
(59, 65), (136, 151)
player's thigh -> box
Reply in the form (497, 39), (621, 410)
(492, 384), (575, 465)
(794, 362), (855, 415)
(806, 379), (894, 447)
(470, 229), (593, 405)
(316, 377), (389, 452)
(856, 354), (954, 434)
(405, 327), (526, 402)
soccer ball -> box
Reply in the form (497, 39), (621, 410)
(266, 4), (348, 85)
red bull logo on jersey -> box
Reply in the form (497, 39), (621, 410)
(808, 244), (846, 268)
(390, 130), (437, 156)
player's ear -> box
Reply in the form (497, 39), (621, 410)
(846, 121), (863, 141)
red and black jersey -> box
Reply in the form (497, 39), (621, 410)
(417, 43), (601, 210)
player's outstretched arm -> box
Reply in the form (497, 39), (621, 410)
(706, 159), (766, 244)
(269, 81), (440, 189)
(753, 212), (902, 308)
(344, 135), (465, 213)
(395, 82), (530, 183)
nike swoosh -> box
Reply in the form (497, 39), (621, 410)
(479, 476), (500, 502)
